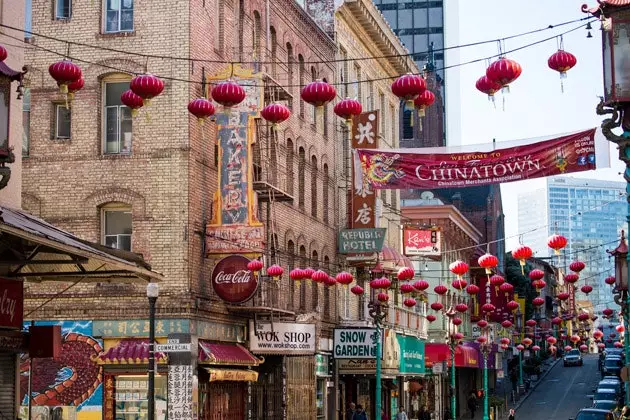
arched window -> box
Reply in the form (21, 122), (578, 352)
(323, 163), (329, 223)
(310, 155), (318, 218)
(298, 147), (305, 210)
(298, 55), (305, 118)
(311, 250), (319, 310)
(238, 0), (245, 61)
(270, 26), (277, 77)
(299, 245), (307, 310)
(286, 139), (294, 195)
(101, 202), (132, 251)
(286, 43), (293, 109)
(253, 11), (262, 69)
(288, 240), (295, 309)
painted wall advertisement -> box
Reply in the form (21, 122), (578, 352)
(333, 328), (382, 359)
(249, 321), (316, 355)
(211, 255), (259, 304)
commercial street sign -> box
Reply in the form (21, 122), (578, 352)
(156, 343), (192, 352)
(337, 228), (386, 254)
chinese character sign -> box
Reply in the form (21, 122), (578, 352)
(168, 365), (193, 419)
(351, 111), (379, 230)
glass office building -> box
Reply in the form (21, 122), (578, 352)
(518, 176), (626, 312)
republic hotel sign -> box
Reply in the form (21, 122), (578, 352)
(333, 328), (382, 359)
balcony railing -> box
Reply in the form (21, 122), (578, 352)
(385, 305), (428, 339)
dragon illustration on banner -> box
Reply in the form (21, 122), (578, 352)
(19, 321), (103, 415)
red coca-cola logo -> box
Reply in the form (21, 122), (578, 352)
(211, 255), (258, 303)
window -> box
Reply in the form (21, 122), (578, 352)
(104, 80), (132, 154)
(286, 43), (293, 109)
(299, 245), (307, 310)
(288, 240), (295, 309)
(298, 55), (305, 118)
(402, 108), (413, 139)
(56, 0), (71, 19)
(339, 47), (348, 97)
(105, 0), (134, 33)
(22, 88), (30, 156)
(354, 64), (362, 104)
(253, 11), (262, 69)
(311, 156), (318, 218)
(238, 0), (245, 61)
(54, 104), (71, 139)
(25, 0), (33, 39)
(103, 206), (132, 251)
(298, 147), (305, 209)
(215, 0), (224, 53)
(270, 27), (277, 77)
(323, 164), (329, 224)
(286, 139), (294, 195)
(379, 92), (385, 137)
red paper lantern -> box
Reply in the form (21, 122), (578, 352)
(532, 280), (546, 290)
(616, 324), (625, 333)
(605, 276), (616, 285)
(593, 330), (604, 340)
(312, 270), (328, 283)
(336, 272), (354, 286)
(577, 313), (589, 321)
(486, 57), (522, 90)
(548, 50), (577, 78)
(67, 78), (84, 101)
(501, 320), (513, 328)
(413, 279), (429, 291)
(512, 245), (532, 268)
(507, 300), (520, 311)
(413, 89), (435, 117)
(403, 297), (417, 308)
(569, 261), (586, 273)
(557, 292), (570, 301)
(516, 344), (525, 351)
(465, 284), (480, 295)
(351, 285), (364, 296)
(499, 282), (514, 296)
(563, 345), (572, 352)
(475, 75), (502, 101)
(551, 317), (563, 325)
(482, 303), (496, 313)
(478, 253), (499, 274)
(188, 98), (216, 124)
(130, 73), (164, 105)
(532, 345), (541, 352)
(120, 90), (144, 118)
(528, 269), (545, 281)
(500, 337), (511, 345)
(490, 274), (505, 288)
(525, 319), (537, 327)
(547, 336), (557, 345)
(333, 98), (362, 121)
(49, 59), (82, 94)
(455, 303), (468, 313)
(570, 335), (581, 344)
(267, 264), (284, 280)
(477, 319), (488, 328)
(522, 337), (533, 347)
(449, 260), (469, 279)
(430, 302), (444, 311)
(377, 292), (389, 302)
(532, 297), (545, 307)
(303, 268), (315, 279)
(400, 283), (415, 295)
(434, 285), (448, 295)
(211, 80), (246, 108)
(476, 336), (487, 344)
(397, 266), (415, 281)
(597, 342), (605, 349)
(547, 234), (568, 255)
(290, 269), (305, 287)
(325, 276), (337, 287)
(580, 285), (593, 295)
(426, 314), (437, 322)
(247, 259), (263, 273)
(301, 80), (336, 107)
(452, 317), (463, 326)
(579, 344), (588, 353)
(391, 73), (425, 107)
(261, 103), (291, 128)
(0, 45), (6, 62)
(451, 279), (467, 291)
(453, 332), (464, 341)
(564, 273), (579, 284)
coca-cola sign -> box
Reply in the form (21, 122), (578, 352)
(0, 278), (23, 329)
(211, 255), (258, 304)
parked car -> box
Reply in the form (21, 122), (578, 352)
(592, 401), (618, 412)
(597, 380), (624, 398)
(564, 349), (584, 367)
(592, 389), (619, 406)
(570, 408), (616, 420)
(602, 357), (623, 377)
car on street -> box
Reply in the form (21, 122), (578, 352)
(564, 349), (584, 366)
(592, 401), (618, 412)
(570, 408), (616, 420)
(597, 380), (624, 398)
(602, 357), (623, 377)
(592, 389), (619, 407)
(605, 349), (625, 361)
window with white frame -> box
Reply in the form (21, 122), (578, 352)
(104, 80), (132, 154)
(54, 104), (71, 139)
(105, 0), (134, 33)
(103, 206), (132, 251)
(56, 0), (71, 19)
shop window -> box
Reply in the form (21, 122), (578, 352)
(102, 204), (132, 251)
(53, 103), (71, 139)
(103, 78), (132, 154)
(105, 374), (167, 419)
(104, 0), (134, 33)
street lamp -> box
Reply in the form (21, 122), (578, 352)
(146, 282), (159, 420)
(608, 231), (629, 404)
(368, 300), (386, 420)
(447, 327), (461, 420)
(478, 330), (492, 420)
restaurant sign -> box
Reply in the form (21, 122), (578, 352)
(0, 278), (23, 330)
(337, 228), (386, 254)
(333, 328), (382, 359)
(402, 228), (441, 257)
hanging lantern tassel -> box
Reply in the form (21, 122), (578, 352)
(560, 72), (566, 93)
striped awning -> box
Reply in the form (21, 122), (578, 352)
(95, 339), (168, 365)
(198, 341), (262, 366)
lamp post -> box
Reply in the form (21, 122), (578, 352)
(515, 306), (523, 386)
(448, 331), (460, 420)
(368, 300), (387, 420)
(146, 283), (159, 420)
(478, 327), (492, 420)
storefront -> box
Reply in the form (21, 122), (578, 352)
(315, 354), (331, 420)
(0, 278), (23, 419)
(396, 334), (425, 416)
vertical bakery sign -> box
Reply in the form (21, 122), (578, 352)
(349, 111), (379, 259)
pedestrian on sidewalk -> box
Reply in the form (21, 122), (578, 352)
(381, 408), (390, 420)
(417, 405), (430, 420)
(508, 408), (515, 420)
(394, 407), (408, 420)
(353, 404), (368, 420)
(467, 391), (477, 419)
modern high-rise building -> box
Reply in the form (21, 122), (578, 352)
(518, 176), (626, 311)
(373, 0), (462, 147)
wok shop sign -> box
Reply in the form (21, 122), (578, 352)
(249, 321), (316, 355)
(334, 328), (382, 359)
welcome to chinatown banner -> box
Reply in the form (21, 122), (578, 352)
(354, 128), (599, 190)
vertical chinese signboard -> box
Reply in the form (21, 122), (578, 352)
(205, 64), (265, 255)
(168, 365), (194, 419)
(349, 111), (379, 261)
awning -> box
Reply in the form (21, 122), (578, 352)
(198, 340), (262, 366)
(95, 339), (168, 365)
(205, 368), (259, 382)
(424, 343), (479, 368)
(0, 206), (164, 283)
